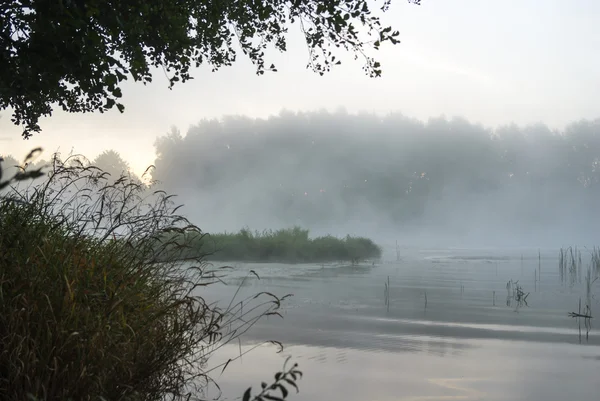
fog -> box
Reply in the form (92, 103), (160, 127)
(149, 110), (600, 249)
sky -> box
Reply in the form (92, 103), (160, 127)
(1, 0), (600, 176)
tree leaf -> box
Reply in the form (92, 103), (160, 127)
(278, 384), (288, 398)
(263, 395), (283, 401)
(242, 387), (252, 401)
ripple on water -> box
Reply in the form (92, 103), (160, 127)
(198, 248), (600, 400)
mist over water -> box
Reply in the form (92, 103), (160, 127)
(3, 2), (600, 400)
(6, 109), (597, 399)
(200, 248), (600, 401)
(152, 110), (599, 248)
(3, 111), (599, 400)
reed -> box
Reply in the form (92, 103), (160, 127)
(384, 276), (390, 311)
(0, 153), (300, 401)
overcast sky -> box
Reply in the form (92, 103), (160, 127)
(2, 0), (600, 176)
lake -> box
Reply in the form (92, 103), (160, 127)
(199, 247), (600, 401)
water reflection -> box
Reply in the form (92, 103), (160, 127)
(209, 339), (600, 401)
(199, 248), (600, 400)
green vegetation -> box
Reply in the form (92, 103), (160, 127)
(1, 1), (417, 399)
(0, 155), (300, 401)
(174, 227), (382, 264)
(152, 114), (600, 239)
(1, 0), (418, 138)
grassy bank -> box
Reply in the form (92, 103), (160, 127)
(175, 227), (382, 264)
(0, 155), (298, 401)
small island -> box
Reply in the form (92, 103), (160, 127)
(164, 226), (382, 264)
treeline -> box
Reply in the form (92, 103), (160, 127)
(7, 111), (598, 244)
(150, 111), (600, 243)
(0, 150), (137, 184)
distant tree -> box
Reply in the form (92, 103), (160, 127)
(92, 149), (135, 180)
(1, 0), (420, 139)
(0, 154), (19, 182)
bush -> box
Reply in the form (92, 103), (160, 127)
(0, 153), (300, 401)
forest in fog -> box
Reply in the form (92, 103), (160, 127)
(3, 111), (599, 248)
(151, 111), (600, 248)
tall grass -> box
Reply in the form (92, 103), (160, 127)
(559, 246), (583, 285)
(559, 246), (600, 285)
(168, 226), (382, 264)
(0, 153), (300, 401)
(505, 279), (529, 311)
(592, 247), (600, 279)
(384, 276), (390, 311)
(569, 298), (593, 342)
(559, 246), (598, 340)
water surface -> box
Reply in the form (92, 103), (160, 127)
(200, 248), (600, 401)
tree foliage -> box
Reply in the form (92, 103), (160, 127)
(151, 112), (600, 245)
(0, 154), (19, 182)
(1, 0), (420, 138)
(92, 149), (135, 180)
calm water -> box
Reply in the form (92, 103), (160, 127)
(198, 247), (600, 401)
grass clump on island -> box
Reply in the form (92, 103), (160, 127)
(186, 226), (382, 264)
(0, 153), (300, 401)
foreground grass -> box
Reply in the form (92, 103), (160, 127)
(0, 154), (300, 401)
(177, 227), (382, 264)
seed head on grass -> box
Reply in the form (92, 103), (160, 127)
(0, 152), (297, 401)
